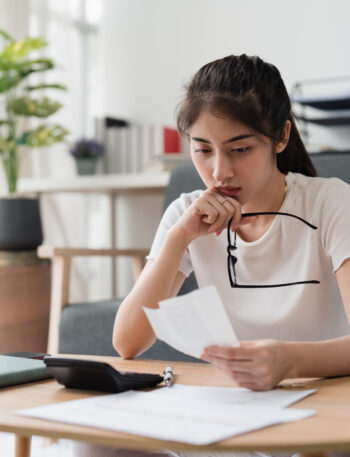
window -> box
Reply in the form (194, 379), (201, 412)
(29, 0), (103, 142)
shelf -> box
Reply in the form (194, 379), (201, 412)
(309, 150), (350, 156)
(291, 77), (350, 143)
(16, 172), (170, 195)
(297, 115), (350, 126)
(292, 93), (350, 110)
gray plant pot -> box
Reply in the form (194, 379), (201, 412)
(0, 197), (43, 250)
(76, 158), (97, 175)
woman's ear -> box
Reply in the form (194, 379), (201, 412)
(275, 120), (291, 154)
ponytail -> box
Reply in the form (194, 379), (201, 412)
(277, 117), (317, 177)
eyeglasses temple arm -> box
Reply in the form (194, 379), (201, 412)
(227, 212), (317, 244)
(241, 212), (318, 229)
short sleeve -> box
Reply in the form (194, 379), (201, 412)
(317, 178), (350, 271)
(147, 191), (203, 277)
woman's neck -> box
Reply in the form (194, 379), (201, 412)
(243, 171), (287, 213)
(238, 172), (287, 239)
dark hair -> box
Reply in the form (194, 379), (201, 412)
(177, 54), (317, 177)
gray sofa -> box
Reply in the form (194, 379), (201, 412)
(59, 151), (350, 361)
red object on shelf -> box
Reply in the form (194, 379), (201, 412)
(163, 127), (180, 154)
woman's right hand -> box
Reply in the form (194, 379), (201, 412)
(170, 187), (246, 244)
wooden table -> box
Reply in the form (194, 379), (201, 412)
(2, 356), (350, 457)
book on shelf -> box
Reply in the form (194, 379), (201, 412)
(147, 153), (191, 171)
(95, 119), (188, 173)
(164, 127), (180, 153)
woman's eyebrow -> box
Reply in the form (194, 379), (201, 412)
(223, 134), (254, 144)
(191, 134), (254, 144)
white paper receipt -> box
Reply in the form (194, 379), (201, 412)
(143, 285), (239, 359)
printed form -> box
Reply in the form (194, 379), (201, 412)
(17, 385), (315, 445)
(143, 285), (239, 358)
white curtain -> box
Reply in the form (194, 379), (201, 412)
(0, 0), (29, 38)
(0, 0), (30, 194)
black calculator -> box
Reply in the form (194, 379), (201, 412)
(44, 357), (164, 393)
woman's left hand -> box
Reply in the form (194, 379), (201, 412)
(201, 340), (295, 391)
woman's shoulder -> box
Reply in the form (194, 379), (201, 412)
(287, 172), (350, 200)
(286, 172), (350, 226)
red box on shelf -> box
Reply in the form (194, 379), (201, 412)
(163, 127), (180, 154)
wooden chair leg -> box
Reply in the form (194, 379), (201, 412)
(47, 255), (71, 354)
(15, 434), (31, 457)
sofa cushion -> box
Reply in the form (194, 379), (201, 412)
(310, 152), (350, 184)
(59, 300), (119, 356)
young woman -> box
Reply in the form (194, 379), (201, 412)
(75, 54), (350, 456)
(113, 53), (350, 391)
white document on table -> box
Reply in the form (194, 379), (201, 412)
(17, 386), (315, 445)
(147, 384), (316, 409)
(143, 285), (239, 359)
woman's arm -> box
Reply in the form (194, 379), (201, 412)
(113, 188), (246, 359)
(289, 256), (350, 377)
(202, 258), (350, 391)
(112, 230), (187, 359)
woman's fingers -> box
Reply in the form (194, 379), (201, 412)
(202, 354), (265, 389)
(202, 340), (292, 391)
(224, 200), (241, 231)
(196, 200), (221, 225)
(204, 356), (256, 374)
(190, 188), (252, 236)
(206, 198), (234, 233)
(204, 191), (242, 233)
(203, 344), (256, 360)
(190, 189), (265, 237)
(210, 191), (242, 231)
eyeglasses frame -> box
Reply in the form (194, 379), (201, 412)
(226, 211), (320, 289)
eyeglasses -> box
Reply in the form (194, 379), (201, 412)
(227, 211), (320, 288)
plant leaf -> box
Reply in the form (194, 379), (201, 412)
(0, 29), (14, 42)
(10, 96), (62, 118)
(0, 58), (55, 91)
(0, 57), (54, 72)
(24, 83), (67, 91)
(18, 58), (55, 77)
(0, 134), (15, 153)
(0, 74), (22, 92)
(0, 120), (14, 126)
(1, 37), (47, 61)
(24, 124), (69, 147)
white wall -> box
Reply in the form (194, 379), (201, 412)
(103, 0), (350, 151)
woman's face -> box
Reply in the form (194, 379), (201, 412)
(189, 110), (287, 208)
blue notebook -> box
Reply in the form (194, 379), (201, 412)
(0, 355), (52, 388)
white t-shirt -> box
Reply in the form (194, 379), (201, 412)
(148, 172), (350, 342)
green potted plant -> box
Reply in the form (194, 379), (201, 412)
(0, 28), (68, 250)
(70, 138), (104, 175)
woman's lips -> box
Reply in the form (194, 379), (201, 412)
(216, 186), (241, 197)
